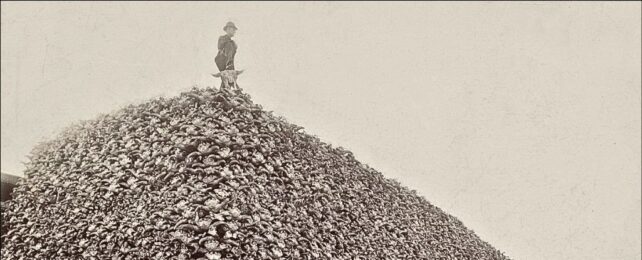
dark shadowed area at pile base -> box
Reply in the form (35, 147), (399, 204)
(1, 87), (509, 259)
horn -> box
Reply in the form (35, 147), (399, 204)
(211, 73), (221, 78)
(235, 69), (244, 75)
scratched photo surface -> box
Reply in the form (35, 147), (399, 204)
(1, 2), (640, 259)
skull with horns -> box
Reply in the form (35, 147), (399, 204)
(212, 70), (244, 90)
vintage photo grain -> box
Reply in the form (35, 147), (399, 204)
(1, 2), (641, 259)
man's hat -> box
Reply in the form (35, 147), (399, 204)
(224, 22), (238, 31)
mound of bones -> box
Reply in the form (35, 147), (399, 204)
(1, 87), (508, 259)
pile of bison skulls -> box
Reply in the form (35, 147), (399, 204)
(1, 86), (509, 260)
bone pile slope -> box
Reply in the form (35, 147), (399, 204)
(1, 87), (509, 259)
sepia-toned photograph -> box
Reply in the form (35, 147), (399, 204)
(1, 2), (640, 259)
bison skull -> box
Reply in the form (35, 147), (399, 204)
(212, 70), (244, 90)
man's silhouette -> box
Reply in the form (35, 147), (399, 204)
(215, 22), (238, 72)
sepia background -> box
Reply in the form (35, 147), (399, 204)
(1, 2), (640, 259)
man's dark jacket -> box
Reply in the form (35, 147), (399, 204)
(215, 35), (237, 71)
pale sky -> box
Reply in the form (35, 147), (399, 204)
(1, 2), (640, 259)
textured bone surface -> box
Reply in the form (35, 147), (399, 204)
(212, 70), (243, 90)
(1, 87), (508, 259)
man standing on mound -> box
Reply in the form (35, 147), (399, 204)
(215, 22), (238, 72)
